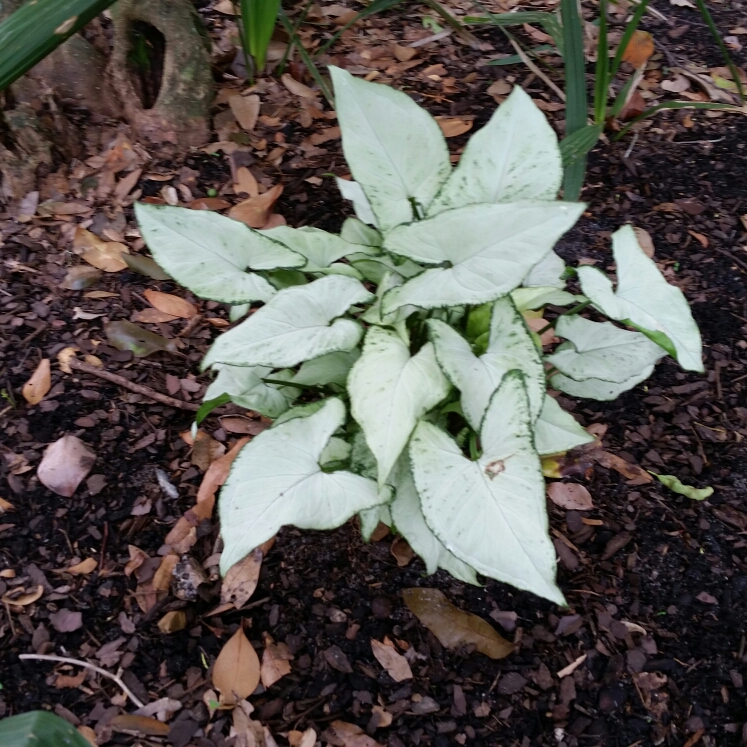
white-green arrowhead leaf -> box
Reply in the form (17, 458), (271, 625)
(428, 86), (562, 215)
(330, 66), (451, 232)
(262, 225), (361, 271)
(219, 398), (385, 574)
(382, 202), (584, 313)
(359, 504), (392, 541)
(204, 363), (293, 418)
(577, 225), (703, 372)
(390, 462), (478, 584)
(550, 365), (654, 401)
(293, 350), (360, 387)
(547, 315), (665, 383)
(428, 297), (545, 430)
(410, 371), (564, 604)
(135, 203), (304, 304)
(336, 178), (380, 228)
(340, 217), (382, 248)
(534, 395), (594, 456)
(203, 275), (373, 369)
(348, 327), (450, 487)
(511, 286), (582, 312)
(522, 249), (567, 289)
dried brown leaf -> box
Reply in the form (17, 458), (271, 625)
(158, 610), (187, 634)
(22, 359), (51, 405)
(370, 639), (413, 682)
(403, 588), (513, 659)
(192, 430), (227, 471)
(229, 94), (260, 131)
(110, 714), (170, 737)
(261, 633), (293, 688)
(67, 557), (98, 575)
(2, 584), (44, 606)
(222, 547), (262, 609)
(212, 627), (261, 704)
(143, 289), (197, 319)
(228, 184), (283, 228)
(547, 483), (594, 510)
(281, 73), (318, 99)
(37, 435), (96, 497)
(323, 721), (384, 747)
(435, 116), (473, 138)
(153, 554), (179, 592)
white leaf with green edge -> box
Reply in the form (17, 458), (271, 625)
(330, 66), (451, 232)
(320, 436), (352, 467)
(428, 86), (562, 215)
(273, 400), (327, 426)
(547, 315), (665, 383)
(348, 327), (450, 487)
(230, 304), (250, 322)
(262, 225), (362, 271)
(577, 225), (703, 372)
(350, 430), (378, 480)
(219, 398), (385, 574)
(410, 371), (564, 604)
(135, 203), (304, 304)
(203, 275), (373, 369)
(428, 298), (545, 430)
(293, 350), (360, 387)
(360, 503), (392, 541)
(361, 271), (418, 326)
(534, 395), (594, 456)
(340, 217), (382, 248)
(511, 286), (582, 311)
(652, 473), (713, 501)
(390, 462), (478, 584)
(349, 252), (424, 285)
(550, 365), (654, 401)
(382, 202), (584, 313)
(317, 263), (365, 280)
(336, 177), (380, 228)
(523, 249), (567, 289)
(204, 363), (292, 419)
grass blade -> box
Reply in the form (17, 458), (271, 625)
(0, 0), (117, 92)
(560, 0), (588, 199)
(615, 100), (736, 138)
(593, 0), (609, 124)
(692, 0), (744, 101)
(559, 123), (603, 166)
(240, 0), (281, 72)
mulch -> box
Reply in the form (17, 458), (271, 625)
(2, 1), (747, 746)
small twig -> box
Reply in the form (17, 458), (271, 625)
(709, 244), (747, 274)
(68, 359), (199, 412)
(507, 36), (566, 102)
(19, 654), (145, 708)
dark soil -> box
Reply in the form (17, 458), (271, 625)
(2, 2), (747, 746)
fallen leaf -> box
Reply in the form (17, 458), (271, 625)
(633, 226), (655, 258)
(124, 545), (148, 577)
(0, 497), (14, 513)
(55, 671), (86, 689)
(2, 584), (44, 606)
(105, 320), (177, 357)
(323, 721), (384, 747)
(75, 227), (130, 272)
(192, 430), (226, 470)
(22, 359), (51, 405)
(189, 197), (232, 211)
(222, 547), (262, 608)
(390, 537), (414, 567)
(18, 191), (39, 222)
(57, 347), (80, 374)
(618, 90), (647, 119)
(281, 73), (318, 99)
(595, 450), (652, 484)
(403, 588), (513, 659)
(158, 610), (187, 634)
(652, 472), (713, 500)
(229, 94), (260, 131)
(110, 714), (170, 737)
(660, 74), (690, 93)
(234, 166), (260, 197)
(153, 554), (179, 592)
(67, 558), (98, 575)
(487, 79), (512, 100)
(293, 728), (318, 747)
(134, 697), (183, 721)
(115, 168), (143, 201)
(122, 253), (171, 280)
(688, 230), (709, 248)
(228, 184), (283, 228)
(77, 725), (98, 747)
(212, 627), (261, 704)
(622, 30), (655, 67)
(261, 633), (293, 688)
(49, 609), (83, 633)
(371, 638), (413, 682)
(261, 213), (286, 230)
(435, 116), (473, 137)
(547, 483), (594, 510)
(132, 308), (179, 324)
(37, 435), (96, 497)
(143, 289), (197, 319)
(59, 265), (102, 290)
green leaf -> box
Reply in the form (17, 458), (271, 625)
(272, 400), (327, 426)
(104, 320), (177, 357)
(293, 350), (360, 387)
(511, 286), (581, 311)
(204, 364), (293, 418)
(360, 271), (418, 326)
(652, 473), (714, 501)
(382, 202), (584, 313)
(135, 204), (304, 304)
(428, 298), (545, 430)
(122, 253), (171, 280)
(577, 225), (703, 371)
(410, 371), (564, 604)
(203, 275), (374, 369)
(219, 398), (386, 574)
(534, 395), (594, 455)
(390, 461), (478, 584)
(0, 0), (118, 93)
(348, 327), (450, 486)
(330, 66), (452, 231)
(262, 225), (362, 271)
(240, 0), (281, 70)
(196, 393), (231, 425)
(428, 87), (562, 215)
(559, 124), (603, 168)
(547, 314), (665, 383)
(0, 710), (91, 747)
